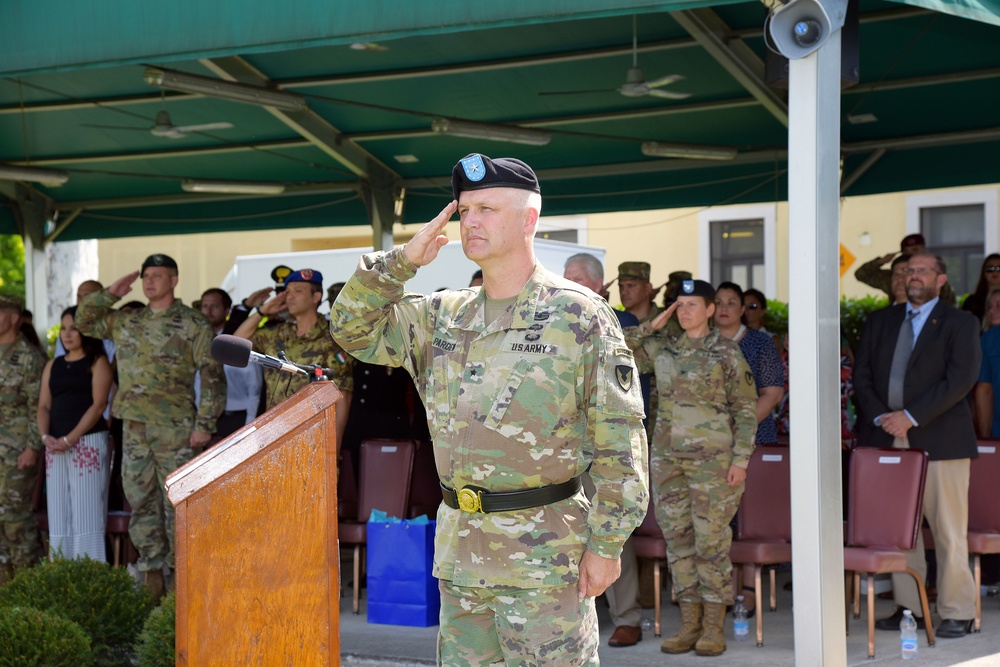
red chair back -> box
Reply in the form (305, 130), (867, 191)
(847, 447), (928, 550)
(408, 441), (442, 519)
(358, 439), (416, 522)
(634, 497), (660, 537)
(970, 439), (1000, 533)
(737, 445), (791, 542)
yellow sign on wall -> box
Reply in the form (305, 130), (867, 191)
(840, 244), (856, 277)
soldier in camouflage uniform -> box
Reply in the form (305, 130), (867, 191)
(331, 154), (648, 666)
(76, 254), (225, 600)
(855, 233), (955, 304)
(233, 268), (353, 448)
(624, 279), (757, 657)
(0, 295), (45, 578)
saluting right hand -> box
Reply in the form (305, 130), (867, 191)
(649, 301), (680, 331)
(258, 291), (287, 316)
(402, 201), (457, 268)
(245, 287), (273, 309)
(108, 271), (140, 298)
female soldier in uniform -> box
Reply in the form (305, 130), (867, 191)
(624, 279), (757, 657)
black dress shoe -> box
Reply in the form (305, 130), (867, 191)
(875, 607), (925, 631)
(936, 618), (973, 638)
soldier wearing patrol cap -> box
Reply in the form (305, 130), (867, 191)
(617, 261), (661, 325)
(75, 254), (226, 600)
(331, 153), (649, 665)
(662, 270), (693, 309)
(0, 294), (46, 579)
(233, 268), (353, 447)
(623, 278), (757, 657)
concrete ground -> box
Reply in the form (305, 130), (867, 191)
(339, 570), (1000, 666)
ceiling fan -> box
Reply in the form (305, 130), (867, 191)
(83, 109), (234, 140)
(540, 16), (690, 100)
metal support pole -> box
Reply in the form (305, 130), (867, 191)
(787, 28), (848, 667)
(363, 183), (397, 252)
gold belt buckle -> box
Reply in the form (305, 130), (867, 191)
(457, 487), (483, 513)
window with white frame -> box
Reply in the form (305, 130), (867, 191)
(907, 189), (998, 297)
(537, 216), (588, 245)
(709, 219), (765, 289)
(698, 205), (777, 296)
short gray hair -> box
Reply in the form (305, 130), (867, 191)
(565, 253), (604, 282)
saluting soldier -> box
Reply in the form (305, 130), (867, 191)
(233, 268), (353, 448)
(76, 254), (225, 601)
(0, 294), (45, 579)
(624, 279), (757, 657)
(331, 153), (649, 666)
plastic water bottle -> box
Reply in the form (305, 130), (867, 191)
(641, 616), (655, 632)
(733, 595), (749, 642)
(900, 609), (918, 660)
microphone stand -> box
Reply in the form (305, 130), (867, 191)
(279, 352), (331, 382)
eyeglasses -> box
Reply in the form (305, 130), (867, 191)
(986, 266), (1000, 273)
(902, 267), (939, 276)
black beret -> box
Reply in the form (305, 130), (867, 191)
(141, 254), (178, 274)
(452, 154), (540, 200)
(674, 279), (715, 300)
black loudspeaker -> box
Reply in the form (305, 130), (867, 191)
(764, 0), (860, 89)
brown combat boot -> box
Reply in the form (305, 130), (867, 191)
(661, 601), (702, 654)
(695, 601), (728, 656)
(145, 569), (166, 603)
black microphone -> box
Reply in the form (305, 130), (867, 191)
(211, 334), (309, 375)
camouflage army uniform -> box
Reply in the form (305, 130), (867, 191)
(332, 248), (648, 665)
(76, 290), (225, 572)
(855, 256), (956, 304)
(0, 334), (46, 567)
(250, 317), (353, 411)
(625, 325), (756, 604)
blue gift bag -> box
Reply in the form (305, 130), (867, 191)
(366, 516), (440, 627)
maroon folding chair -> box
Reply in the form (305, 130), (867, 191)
(844, 447), (934, 658)
(632, 498), (667, 637)
(338, 438), (415, 614)
(968, 438), (1000, 632)
(729, 445), (792, 646)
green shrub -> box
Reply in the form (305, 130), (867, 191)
(840, 294), (889, 352)
(0, 606), (93, 667)
(135, 591), (175, 667)
(763, 299), (788, 336)
(0, 558), (154, 667)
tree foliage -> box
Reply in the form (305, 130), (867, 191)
(0, 234), (25, 298)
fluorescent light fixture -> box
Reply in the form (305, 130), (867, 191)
(144, 67), (307, 113)
(0, 164), (69, 186)
(641, 141), (738, 161)
(431, 118), (551, 146)
(847, 113), (878, 125)
(182, 179), (286, 195)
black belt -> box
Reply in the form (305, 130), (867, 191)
(222, 409), (247, 417)
(440, 475), (583, 514)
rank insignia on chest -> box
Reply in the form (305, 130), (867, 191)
(616, 365), (633, 392)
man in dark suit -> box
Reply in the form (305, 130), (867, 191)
(854, 252), (980, 639)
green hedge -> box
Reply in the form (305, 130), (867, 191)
(0, 606), (93, 667)
(0, 558), (154, 667)
(761, 295), (889, 352)
(135, 592), (176, 667)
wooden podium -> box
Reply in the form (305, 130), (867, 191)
(166, 381), (342, 667)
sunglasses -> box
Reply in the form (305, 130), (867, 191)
(745, 303), (761, 310)
(986, 266), (1000, 273)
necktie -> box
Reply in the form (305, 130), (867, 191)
(887, 310), (918, 411)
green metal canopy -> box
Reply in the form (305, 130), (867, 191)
(1, 0), (998, 241)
